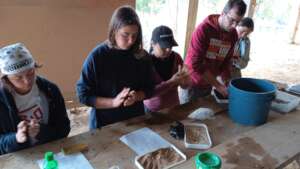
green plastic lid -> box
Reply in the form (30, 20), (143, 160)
(44, 152), (58, 169)
(195, 152), (222, 169)
(45, 152), (54, 161)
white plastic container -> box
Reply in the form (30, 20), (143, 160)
(134, 144), (186, 169)
(211, 88), (228, 104)
(184, 123), (212, 149)
(286, 84), (300, 95)
(271, 90), (300, 113)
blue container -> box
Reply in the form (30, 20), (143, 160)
(228, 78), (276, 125)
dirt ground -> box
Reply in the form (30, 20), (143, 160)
(243, 42), (300, 84)
(66, 42), (300, 137)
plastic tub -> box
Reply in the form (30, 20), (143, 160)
(229, 78), (276, 125)
(134, 145), (186, 169)
(184, 123), (212, 149)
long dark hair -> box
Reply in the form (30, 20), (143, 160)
(108, 5), (143, 53)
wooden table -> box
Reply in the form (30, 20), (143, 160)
(0, 95), (298, 169)
(177, 107), (300, 169)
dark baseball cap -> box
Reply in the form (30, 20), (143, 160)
(151, 25), (178, 48)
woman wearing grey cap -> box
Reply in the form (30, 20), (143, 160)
(144, 25), (190, 112)
(0, 43), (70, 155)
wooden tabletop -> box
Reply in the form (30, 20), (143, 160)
(0, 95), (296, 169)
(177, 108), (300, 169)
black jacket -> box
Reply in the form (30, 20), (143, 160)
(0, 76), (70, 155)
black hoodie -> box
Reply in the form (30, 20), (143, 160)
(0, 76), (70, 155)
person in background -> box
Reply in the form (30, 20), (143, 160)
(231, 17), (254, 79)
(144, 25), (189, 112)
(76, 6), (154, 129)
(179, 0), (247, 104)
(0, 43), (70, 155)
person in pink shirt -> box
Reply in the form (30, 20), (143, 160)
(144, 25), (189, 112)
(179, 0), (247, 104)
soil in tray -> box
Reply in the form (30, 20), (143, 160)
(185, 125), (209, 145)
(137, 147), (184, 169)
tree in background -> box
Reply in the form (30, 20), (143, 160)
(255, 0), (294, 32)
(136, 0), (187, 55)
(136, 0), (166, 14)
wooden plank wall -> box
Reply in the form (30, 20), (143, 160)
(0, 0), (135, 98)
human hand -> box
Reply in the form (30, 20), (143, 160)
(123, 90), (145, 107)
(215, 84), (228, 97)
(170, 65), (188, 85)
(16, 121), (28, 143)
(112, 88), (130, 108)
(178, 65), (191, 87)
(28, 119), (40, 139)
(178, 64), (189, 76)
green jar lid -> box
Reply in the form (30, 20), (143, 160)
(44, 152), (58, 169)
(195, 152), (222, 169)
(45, 152), (54, 161)
(45, 161), (58, 169)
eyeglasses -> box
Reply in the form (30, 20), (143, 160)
(226, 13), (240, 26)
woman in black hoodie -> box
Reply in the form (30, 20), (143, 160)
(0, 43), (70, 155)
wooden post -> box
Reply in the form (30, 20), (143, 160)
(184, 0), (199, 58)
(247, 0), (257, 18)
(291, 4), (300, 44)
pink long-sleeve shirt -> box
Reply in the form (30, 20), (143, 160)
(144, 52), (183, 112)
